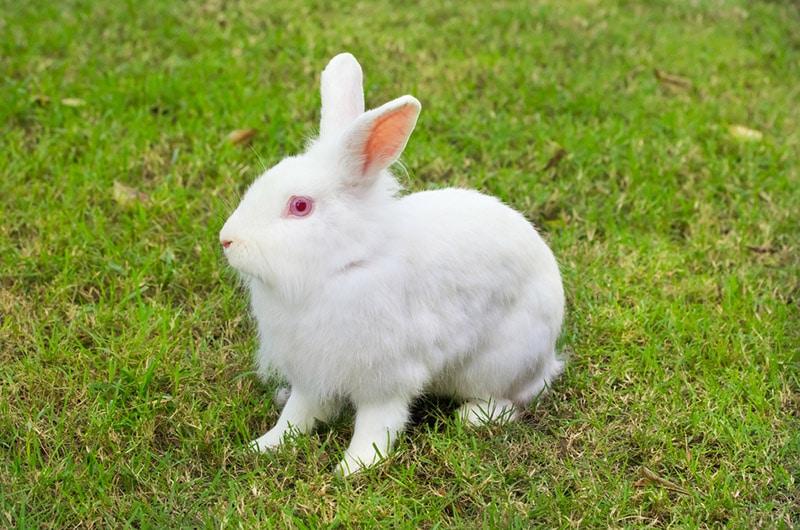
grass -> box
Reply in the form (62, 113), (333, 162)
(2, 0), (799, 527)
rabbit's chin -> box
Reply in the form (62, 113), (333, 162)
(243, 261), (337, 303)
(225, 260), (274, 291)
(226, 245), (309, 293)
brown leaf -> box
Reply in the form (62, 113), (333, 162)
(747, 244), (776, 254)
(229, 128), (257, 147)
(654, 69), (692, 90)
(543, 148), (568, 171)
(32, 94), (51, 106)
(113, 181), (149, 207)
(639, 466), (690, 495)
(61, 97), (87, 107)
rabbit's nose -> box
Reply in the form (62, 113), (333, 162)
(221, 239), (232, 250)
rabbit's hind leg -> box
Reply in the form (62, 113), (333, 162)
(457, 397), (517, 426)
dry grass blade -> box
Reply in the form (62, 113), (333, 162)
(636, 466), (691, 495)
(61, 97), (87, 107)
(654, 69), (693, 90)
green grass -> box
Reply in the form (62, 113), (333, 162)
(2, 0), (799, 527)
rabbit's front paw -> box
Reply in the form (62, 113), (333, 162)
(334, 456), (361, 477)
(335, 450), (378, 477)
(249, 429), (286, 453)
(457, 397), (517, 426)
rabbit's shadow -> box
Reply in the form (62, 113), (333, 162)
(312, 394), (461, 441)
(409, 394), (462, 432)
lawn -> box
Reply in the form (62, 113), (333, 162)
(2, 0), (799, 527)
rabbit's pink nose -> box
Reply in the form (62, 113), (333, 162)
(221, 239), (232, 250)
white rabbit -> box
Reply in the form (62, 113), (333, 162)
(219, 53), (565, 476)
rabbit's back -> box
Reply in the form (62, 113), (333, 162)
(397, 188), (564, 400)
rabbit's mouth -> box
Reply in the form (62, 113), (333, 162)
(221, 242), (273, 285)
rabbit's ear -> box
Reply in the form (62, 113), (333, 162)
(341, 95), (421, 187)
(320, 53), (365, 138)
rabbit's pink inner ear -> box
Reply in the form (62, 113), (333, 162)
(362, 104), (418, 176)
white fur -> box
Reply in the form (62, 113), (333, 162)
(220, 53), (565, 476)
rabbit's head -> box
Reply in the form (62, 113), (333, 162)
(219, 54), (421, 296)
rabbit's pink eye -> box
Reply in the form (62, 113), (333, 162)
(288, 196), (314, 217)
